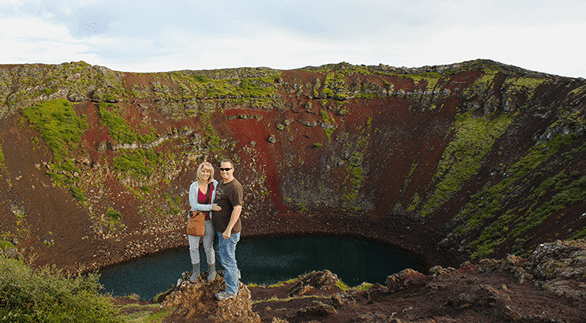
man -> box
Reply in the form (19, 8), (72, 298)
(212, 158), (243, 301)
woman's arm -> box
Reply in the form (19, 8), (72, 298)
(188, 181), (214, 212)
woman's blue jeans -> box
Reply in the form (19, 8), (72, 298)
(217, 231), (240, 295)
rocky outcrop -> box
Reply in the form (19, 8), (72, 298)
(288, 270), (340, 296)
(525, 240), (586, 298)
(385, 268), (428, 293)
(160, 272), (260, 323)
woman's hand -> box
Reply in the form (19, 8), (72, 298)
(212, 204), (221, 211)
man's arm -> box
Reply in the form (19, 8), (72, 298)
(223, 205), (242, 239)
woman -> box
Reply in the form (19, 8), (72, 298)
(188, 161), (221, 282)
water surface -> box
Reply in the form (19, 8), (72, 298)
(99, 236), (423, 300)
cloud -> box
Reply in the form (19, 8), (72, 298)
(0, 16), (98, 64)
(0, 0), (584, 77)
(398, 20), (586, 77)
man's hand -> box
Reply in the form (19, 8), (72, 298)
(223, 205), (241, 239)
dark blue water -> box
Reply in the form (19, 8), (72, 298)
(99, 236), (424, 300)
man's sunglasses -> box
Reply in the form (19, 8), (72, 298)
(220, 168), (232, 171)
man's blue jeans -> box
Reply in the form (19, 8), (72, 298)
(217, 231), (240, 295)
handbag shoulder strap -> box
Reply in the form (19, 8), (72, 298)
(204, 183), (212, 204)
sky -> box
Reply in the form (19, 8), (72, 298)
(0, 0), (584, 78)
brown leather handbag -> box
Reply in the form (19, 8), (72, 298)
(187, 183), (211, 237)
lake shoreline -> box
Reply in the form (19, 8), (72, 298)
(82, 213), (464, 275)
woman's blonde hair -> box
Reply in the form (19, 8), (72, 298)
(196, 162), (214, 184)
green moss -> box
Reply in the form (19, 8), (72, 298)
(420, 112), (514, 217)
(409, 72), (441, 90)
(302, 62), (372, 76)
(354, 81), (382, 99)
(353, 282), (373, 291)
(164, 193), (182, 215)
(98, 103), (159, 144)
(569, 85), (586, 96)
(70, 186), (86, 202)
(404, 159), (419, 186)
(512, 237), (530, 255)
(39, 87), (58, 96)
(113, 150), (152, 179)
(117, 303), (171, 322)
(21, 99), (88, 160)
(0, 241), (15, 250)
(320, 110), (337, 139)
(462, 68), (499, 100)
(0, 142), (4, 165)
(106, 207), (122, 221)
(321, 72), (351, 100)
(321, 73), (335, 98)
(503, 76), (547, 97)
(267, 277), (300, 288)
(98, 103), (136, 144)
(508, 134), (575, 179)
(531, 171), (567, 199)
(313, 78), (321, 97)
(342, 158), (366, 211)
(456, 133), (576, 255)
(169, 69), (280, 103)
(335, 280), (350, 292)
(139, 185), (152, 194)
(571, 227), (586, 240)
(350, 166), (364, 187)
(47, 159), (82, 188)
(407, 193), (421, 212)
(141, 128), (159, 143)
(470, 211), (516, 258)
(340, 120), (373, 212)
(336, 101), (350, 115)
(511, 175), (586, 236)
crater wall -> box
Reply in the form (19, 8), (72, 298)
(1, 59), (585, 271)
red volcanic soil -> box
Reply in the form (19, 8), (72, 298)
(0, 116), (98, 267)
(0, 105), (461, 271)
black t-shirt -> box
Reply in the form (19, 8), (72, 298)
(212, 179), (243, 233)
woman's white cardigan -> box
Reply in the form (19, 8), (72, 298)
(188, 179), (219, 219)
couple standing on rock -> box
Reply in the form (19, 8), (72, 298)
(187, 158), (243, 301)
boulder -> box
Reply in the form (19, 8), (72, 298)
(289, 270), (340, 296)
(161, 272), (260, 322)
(386, 268), (428, 293)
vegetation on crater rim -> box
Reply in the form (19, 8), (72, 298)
(457, 133), (578, 258)
(420, 111), (515, 217)
(98, 103), (159, 145)
(1, 59), (585, 268)
(21, 98), (87, 161)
